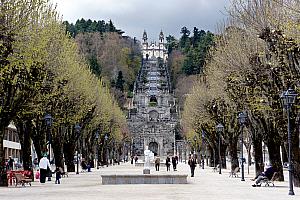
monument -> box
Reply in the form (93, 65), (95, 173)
(127, 30), (178, 159)
(143, 146), (154, 174)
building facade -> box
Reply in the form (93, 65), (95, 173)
(127, 31), (177, 159)
(3, 122), (21, 163)
(142, 30), (168, 61)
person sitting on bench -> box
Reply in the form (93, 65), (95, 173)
(252, 164), (275, 187)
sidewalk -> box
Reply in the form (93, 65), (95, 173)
(0, 162), (299, 200)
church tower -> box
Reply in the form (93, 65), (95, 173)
(142, 30), (148, 49)
(142, 30), (168, 61)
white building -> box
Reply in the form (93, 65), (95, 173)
(3, 122), (21, 163)
(142, 30), (168, 61)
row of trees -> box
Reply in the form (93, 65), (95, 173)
(182, 0), (300, 186)
(166, 27), (215, 109)
(0, 0), (127, 186)
(74, 30), (141, 108)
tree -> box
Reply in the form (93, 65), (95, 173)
(116, 71), (125, 92)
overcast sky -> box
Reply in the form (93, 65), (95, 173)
(51, 0), (230, 40)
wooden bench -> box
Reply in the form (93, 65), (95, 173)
(14, 173), (32, 187)
(261, 172), (278, 187)
(229, 167), (240, 177)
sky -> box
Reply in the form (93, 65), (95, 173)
(51, 0), (231, 40)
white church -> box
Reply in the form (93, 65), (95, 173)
(142, 30), (168, 61)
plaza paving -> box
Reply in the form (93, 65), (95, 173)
(0, 162), (299, 200)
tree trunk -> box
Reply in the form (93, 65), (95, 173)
(17, 120), (33, 171)
(52, 127), (64, 169)
(281, 143), (288, 164)
(291, 117), (300, 187)
(0, 127), (8, 186)
(267, 137), (284, 181)
(252, 137), (263, 176)
(228, 137), (239, 171)
(221, 143), (227, 169)
(64, 142), (75, 172)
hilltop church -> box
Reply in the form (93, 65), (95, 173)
(127, 31), (178, 159)
(141, 30), (168, 61)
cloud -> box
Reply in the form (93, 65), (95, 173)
(51, 0), (230, 39)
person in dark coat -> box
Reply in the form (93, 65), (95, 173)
(188, 155), (197, 177)
(172, 157), (177, 171)
(55, 167), (61, 184)
(252, 165), (275, 187)
(165, 156), (171, 171)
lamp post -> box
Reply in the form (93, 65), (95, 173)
(44, 113), (53, 181)
(105, 133), (109, 167)
(193, 135), (198, 164)
(263, 143), (266, 166)
(200, 135), (205, 169)
(238, 111), (247, 181)
(75, 124), (81, 174)
(280, 88), (297, 196)
(95, 130), (99, 169)
(216, 123), (224, 174)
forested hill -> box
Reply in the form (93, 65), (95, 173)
(166, 27), (215, 107)
(63, 19), (141, 109)
(63, 18), (124, 37)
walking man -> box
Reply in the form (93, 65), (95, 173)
(188, 155), (197, 177)
(39, 154), (51, 183)
(155, 156), (160, 171)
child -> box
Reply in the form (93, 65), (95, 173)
(35, 169), (40, 179)
(55, 167), (61, 184)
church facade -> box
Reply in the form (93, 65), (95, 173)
(142, 30), (168, 61)
(127, 31), (177, 159)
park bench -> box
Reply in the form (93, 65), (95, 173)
(14, 173), (32, 187)
(229, 167), (240, 177)
(261, 172), (278, 187)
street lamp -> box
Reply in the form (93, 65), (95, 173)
(216, 123), (224, 174)
(105, 133), (109, 167)
(238, 111), (247, 181)
(95, 130), (99, 169)
(75, 124), (81, 174)
(280, 88), (297, 196)
(193, 135), (198, 161)
(262, 143), (266, 166)
(201, 130), (206, 169)
(44, 113), (53, 181)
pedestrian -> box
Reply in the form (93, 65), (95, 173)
(131, 156), (134, 164)
(55, 167), (61, 184)
(166, 156), (171, 171)
(134, 155), (138, 163)
(172, 156), (177, 171)
(251, 165), (275, 187)
(188, 155), (197, 177)
(35, 169), (40, 180)
(8, 156), (14, 170)
(39, 154), (51, 183)
(155, 156), (160, 171)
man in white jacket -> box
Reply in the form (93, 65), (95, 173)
(39, 154), (51, 183)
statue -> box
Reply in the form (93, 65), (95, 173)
(143, 146), (153, 174)
(144, 146), (151, 170)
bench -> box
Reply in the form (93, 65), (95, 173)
(229, 167), (240, 177)
(14, 173), (32, 187)
(261, 172), (278, 187)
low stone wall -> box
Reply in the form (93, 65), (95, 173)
(101, 174), (188, 185)
(135, 162), (165, 167)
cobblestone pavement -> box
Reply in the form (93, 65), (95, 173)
(0, 162), (299, 200)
